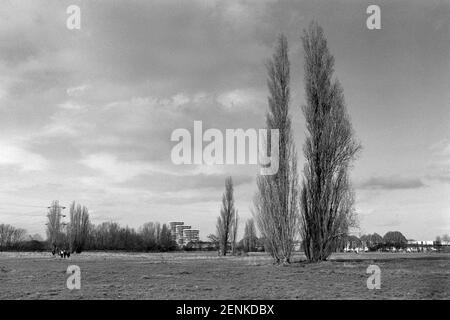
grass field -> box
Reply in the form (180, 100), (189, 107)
(0, 251), (448, 299)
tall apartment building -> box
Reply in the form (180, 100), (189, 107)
(183, 229), (200, 244)
(175, 225), (191, 246)
(168, 221), (184, 242)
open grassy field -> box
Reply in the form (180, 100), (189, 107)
(0, 251), (448, 299)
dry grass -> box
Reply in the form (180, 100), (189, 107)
(0, 251), (448, 299)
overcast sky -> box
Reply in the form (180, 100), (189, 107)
(0, 0), (449, 240)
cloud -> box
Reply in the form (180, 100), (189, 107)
(79, 153), (165, 183)
(358, 176), (426, 190)
(58, 101), (85, 110)
(426, 139), (450, 183)
(66, 85), (88, 97)
(0, 140), (48, 171)
(216, 88), (265, 111)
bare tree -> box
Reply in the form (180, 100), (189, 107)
(11, 228), (26, 245)
(243, 218), (257, 252)
(159, 223), (176, 251)
(231, 210), (239, 255)
(217, 177), (237, 256)
(300, 21), (361, 262)
(68, 201), (90, 253)
(207, 233), (220, 251)
(254, 34), (299, 264)
(140, 222), (158, 250)
(0, 224), (26, 250)
(0, 224), (14, 250)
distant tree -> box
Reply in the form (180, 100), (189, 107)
(299, 21), (361, 262)
(29, 233), (44, 242)
(383, 231), (407, 248)
(140, 222), (159, 251)
(334, 234), (360, 251)
(217, 177), (237, 256)
(11, 228), (26, 245)
(360, 234), (369, 242)
(0, 224), (14, 250)
(97, 221), (121, 249)
(183, 241), (195, 251)
(231, 210), (239, 255)
(159, 223), (176, 251)
(346, 235), (362, 249)
(155, 222), (162, 244)
(207, 234), (220, 250)
(243, 218), (258, 252)
(371, 233), (383, 245)
(0, 224), (27, 251)
(360, 233), (383, 249)
(254, 34), (299, 265)
(68, 201), (90, 253)
(359, 234), (370, 249)
(21, 239), (46, 251)
(61, 218), (182, 252)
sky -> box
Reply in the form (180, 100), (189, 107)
(0, 0), (449, 241)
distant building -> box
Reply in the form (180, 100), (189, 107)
(408, 240), (433, 246)
(169, 221), (184, 242)
(175, 225), (191, 246)
(183, 229), (200, 244)
(406, 239), (440, 252)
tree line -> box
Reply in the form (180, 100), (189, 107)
(0, 224), (27, 251)
(43, 200), (177, 253)
(87, 221), (176, 251)
(340, 231), (407, 251)
(341, 231), (450, 251)
(0, 224), (45, 251)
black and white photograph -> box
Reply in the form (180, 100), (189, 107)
(0, 0), (449, 308)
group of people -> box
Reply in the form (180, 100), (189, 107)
(51, 247), (71, 258)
